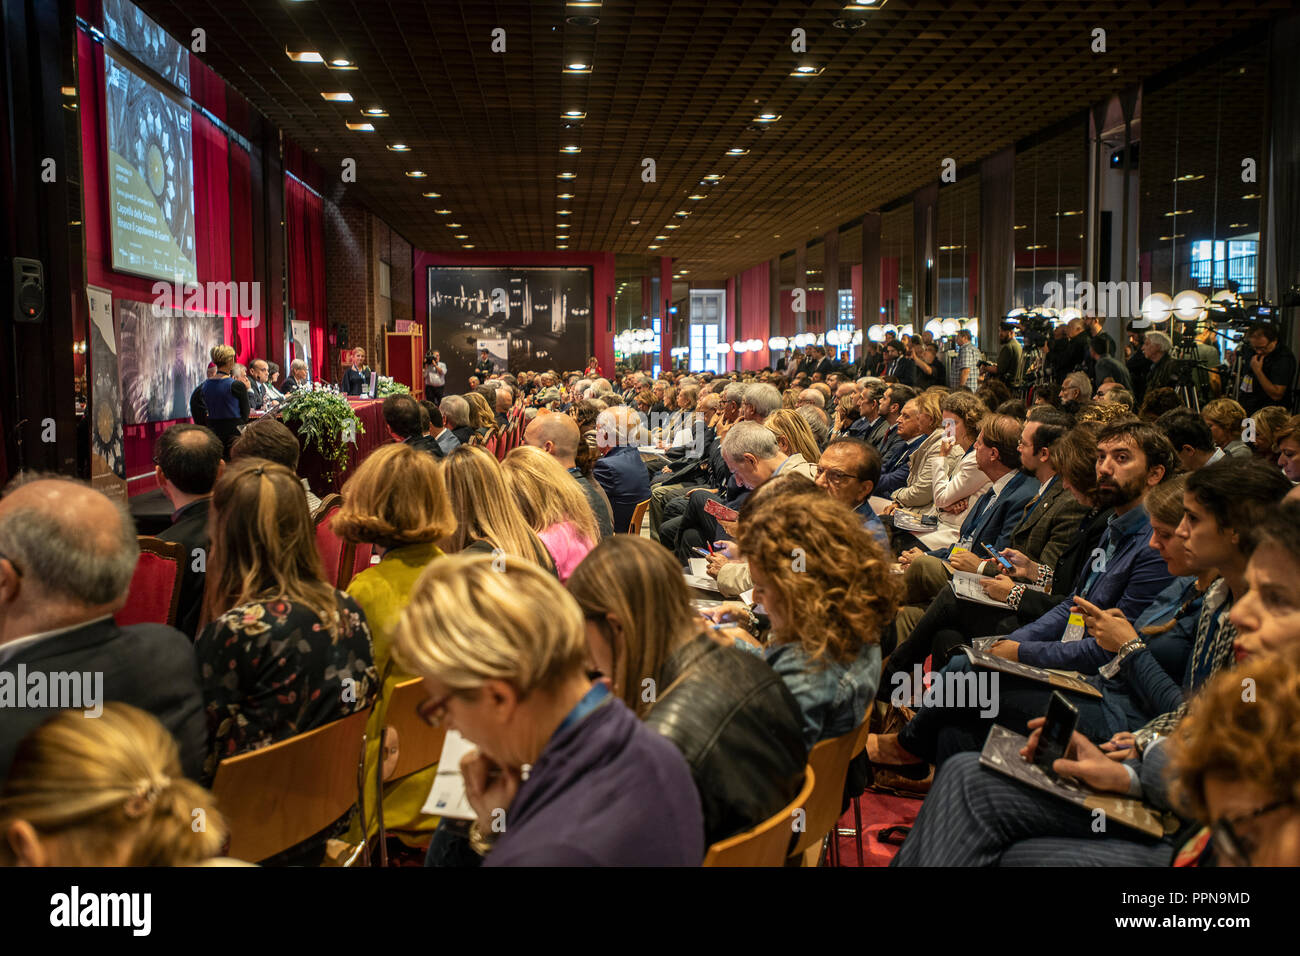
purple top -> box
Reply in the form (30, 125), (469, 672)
(484, 692), (705, 866)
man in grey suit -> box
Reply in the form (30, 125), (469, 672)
(0, 476), (207, 783)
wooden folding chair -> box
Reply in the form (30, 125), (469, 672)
(702, 766), (815, 867)
(117, 537), (184, 628)
(627, 498), (651, 535)
(788, 723), (865, 867)
(210, 707), (372, 864)
(372, 678), (448, 856)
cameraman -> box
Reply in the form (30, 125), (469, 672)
(1236, 322), (1295, 415)
(423, 350), (447, 402)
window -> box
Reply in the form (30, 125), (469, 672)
(689, 289), (726, 373)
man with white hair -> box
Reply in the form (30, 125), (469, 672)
(439, 393), (474, 446)
(739, 383), (783, 422)
(1142, 331), (1177, 393)
(797, 388), (825, 410)
(592, 405), (651, 534)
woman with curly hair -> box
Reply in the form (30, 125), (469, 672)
(728, 490), (899, 747)
(1249, 404), (1290, 466)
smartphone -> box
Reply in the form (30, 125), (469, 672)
(692, 547), (712, 557)
(982, 543), (1014, 572)
(1034, 692), (1079, 771)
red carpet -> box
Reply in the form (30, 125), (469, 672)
(830, 789), (924, 867)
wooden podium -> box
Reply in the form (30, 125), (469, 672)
(385, 329), (424, 392)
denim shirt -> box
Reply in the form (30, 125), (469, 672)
(763, 641), (881, 749)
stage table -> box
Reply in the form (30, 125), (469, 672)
(294, 398), (390, 496)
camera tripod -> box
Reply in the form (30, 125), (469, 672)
(1167, 330), (1212, 412)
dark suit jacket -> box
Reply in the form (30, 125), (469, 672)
(405, 433), (445, 458)
(592, 445), (651, 534)
(0, 618), (208, 783)
(930, 471), (1037, 557)
(571, 468), (615, 539)
(997, 476), (1091, 572)
(156, 497), (210, 638)
(451, 425), (475, 445)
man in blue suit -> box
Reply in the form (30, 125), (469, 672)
(895, 414), (1038, 610)
(591, 405), (651, 534)
(871, 421), (1178, 770)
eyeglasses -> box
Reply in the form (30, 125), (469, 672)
(0, 550), (22, 577)
(416, 691), (458, 728)
(1212, 797), (1297, 865)
(814, 466), (858, 484)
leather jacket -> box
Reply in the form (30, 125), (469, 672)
(645, 634), (808, 846)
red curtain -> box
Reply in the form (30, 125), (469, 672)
(229, 145), (256, 363)
(285, 176), (327, 381)
(192, 112), (231, 336)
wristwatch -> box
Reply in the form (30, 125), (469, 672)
(1099, 636), (1146, 679)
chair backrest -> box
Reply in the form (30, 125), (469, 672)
(383, 677), (447, 781)
(348, 541), (376, 582)
(627, 498), (651, 535)
(312, 494), (346, 589)
(788, 724), (865, 859)
(117, 537), (184, 628)
(702, 765), (815, 867)
(210, 707), (371, 863)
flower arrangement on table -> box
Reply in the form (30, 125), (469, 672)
(279, 387), (365, 482)
(377, 376), (410, 397)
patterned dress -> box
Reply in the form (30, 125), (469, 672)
(196, 592), (376, 782)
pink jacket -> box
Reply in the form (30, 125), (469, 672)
(539, 521), (596, 581)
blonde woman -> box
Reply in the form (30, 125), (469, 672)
(0, 704), (227, 866)
(439, 444), (556, 572)
(1200, 398), (1251, 459)
(197, 343), (249, 457)
(502, 445), (598, 579)
(393, 554), (704, 865)
(463, 390), (499, 446)
(333, 443), (455, 842)
(763, 408), (821, 465)
(197, 459), (376, 787)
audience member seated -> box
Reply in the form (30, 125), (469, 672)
(876, 391), (943, 500)
(567, 536), (806, 846)
(230, 416), (322, 514)
(464, 391), (499, 445)
(1156, 407), (1224, 470)
(440, 394), (475, 446)
(0, 704), (227, 866)
(763, 408), (821, 466)
(420, 399), (460, 456)
(394, 554), (705, 865)
(503, 446), (599, 580)
(814, 437), (891, 553)
(523, 411), (614, 538)
(383, 393), (444, 458)
(196, 459), (377, 814)
(439, 444), (557, 572)
(705, 490), (898, 748)
(1198, 397), (1251, 459)
(154, 423), (224, 637)
(0, 475), (207, 784)
(332, 443), (453, 844)
(591, 405), (652, 534)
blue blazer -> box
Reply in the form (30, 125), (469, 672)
(592, 444), (651, 534)
(1013, 508), (1173, 672)
(876, 434), (925, 498)
(929, 471), (1037, 559)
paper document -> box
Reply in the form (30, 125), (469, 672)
(950, 570), (1010, 607)
(420, 729), (479, 820)
(684, 573), (721, 593)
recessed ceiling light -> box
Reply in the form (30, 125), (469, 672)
(790, 65), (824, 76)
(330, 58), (352, 67)
(557, 244), (569, 249)
(726, 148), (749, 156)
(648, 244), (660, 249)
(1013, 224), (1027, 230)
(286, 49), (324, 63)
(434, 209), (452, 215)
(421, 191), (441, 198)
(345, 122), (374, 131)
(675, 210), (689, 217)
(557, 193), (575, 199)
(557, 210), (572, 216)
(557, 172), (577, 180)
(463, 244), (475, 249)
(363, 107), (387, 116)
(1164, 209), (1194, 217)
(687, 194), (705, 200)
(1229, 222), (1249, 229)
(628, 219), (640, 225)
(702, 174), (723, 181)
(843, 1), (884, 10)
(679, 270), (690, 274)
(753, 113), (781, 122)
(321, 92), (353, 102)
(562, 110), (587, 119)
(655, 235), (668, 240)
(665, 224), (679, 230)
(388, 144), (410, 152)
(454, 234), (468, 239)
(1158, 234), (1186, 241)
(1174, 173), (1205, 182)
(561, 145), (581, 153)
(1242, 193), (1262, 200)
(406, 170), (427, 178)
(563, 62), (592, 74)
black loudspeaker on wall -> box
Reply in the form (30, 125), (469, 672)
(336, 322), (348, 349)
(13, 258), (45, 323)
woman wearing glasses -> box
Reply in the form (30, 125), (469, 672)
(394, 553), (704, 866)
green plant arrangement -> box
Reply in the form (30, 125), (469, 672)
(279, 388), (365, 482)
(377, 376), (410, 397)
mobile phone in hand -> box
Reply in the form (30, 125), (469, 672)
(982, 543), (1014, 572)
(1034, 692), (1079, 771)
